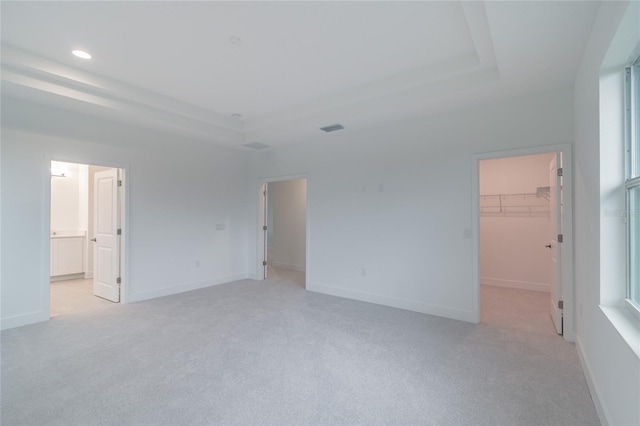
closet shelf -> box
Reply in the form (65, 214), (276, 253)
(480, 187), (550, 217)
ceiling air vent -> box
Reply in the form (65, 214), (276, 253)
(320, 124), (344, 133)
(243, 142), (270, 150)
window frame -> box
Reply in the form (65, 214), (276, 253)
(625, 55), (640, 319)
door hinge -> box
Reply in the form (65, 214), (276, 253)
(557, 234), (563, 243)
(557, 168), (563, 177)
(263, 225), (268, 231)
(117, 277), (121, 284)
(263, 261), (267, 266)
(263, 190), (266, 196)
(118, 180), (122, 187)
(558, 300), (563, 310)
(117, 228), (122, 235)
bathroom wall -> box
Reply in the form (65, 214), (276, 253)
(50, 161), (82, 234)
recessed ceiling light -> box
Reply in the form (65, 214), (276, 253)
(72, 50), (92, 60)
(231, 113), (243, 120)
(229, 36), (242, 46)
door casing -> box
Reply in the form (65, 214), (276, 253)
(549, 153), (563, 334)
(45, 158), (129, 319)
(471, 143), (574, 342)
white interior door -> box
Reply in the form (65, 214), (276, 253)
(93, 169), (120, 302)
(548, 154), (563, 334)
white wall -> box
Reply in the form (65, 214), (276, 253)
(50, 161), (81, 234)
(50, 160), (89, 276)
(573, 1), (640, 425)
(1, 97), (250, 329)
(480, 154), (553, 292)
(248, 88), (574, 322)
(269, 179), (306, 271)
(78, 164), (89, 236)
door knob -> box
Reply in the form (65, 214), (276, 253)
(545, 244), (552, 249)
(91, 238), (97, 242)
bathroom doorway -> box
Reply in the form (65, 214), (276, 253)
(49, 161), (124, 317)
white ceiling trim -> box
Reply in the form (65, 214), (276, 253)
(1, 44), (245, 144)
(243, 52), (480, 133)
(1, 45), (243, 132)
(243, 1), (499, 143)
(0, 1), (499, 148)
(244, 66), (501, 145)
(461, 1), (498, 67)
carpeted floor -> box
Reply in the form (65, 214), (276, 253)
(1, 274), (598, 425)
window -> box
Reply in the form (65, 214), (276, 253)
(625, 55), (640, 311)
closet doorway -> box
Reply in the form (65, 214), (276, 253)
(49, 161), (124, 317)
(477, 151), (567, 335)
(258, 177), (308, 288)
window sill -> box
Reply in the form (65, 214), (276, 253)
(600, 304), (640, 360)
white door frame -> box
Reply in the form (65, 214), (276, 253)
(256, 174), (310, 288)
(471, 143), (575, 342)
(45, 158), (130, 319)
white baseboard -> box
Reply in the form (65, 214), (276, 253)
(271, 261), (306, 272)
(84, 272), (93, 279)
(576, 336), (610, 426)
(481, 277), (550, 292)
(50, 273), (85, 282)
(248, 273), (260, 280)
(307, 282), (475, 323)
(128, 273), (250, 303)
(1, 310), (49, 330)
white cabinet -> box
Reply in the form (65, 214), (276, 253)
(50, 236), (84, 276)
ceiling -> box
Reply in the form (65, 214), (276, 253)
(1, 1), (600, 149)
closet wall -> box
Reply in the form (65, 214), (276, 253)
(480, 153), (554, 292)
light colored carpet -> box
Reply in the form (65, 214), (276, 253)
(50, 278), (116, 317)
(2, 276), (598, 425)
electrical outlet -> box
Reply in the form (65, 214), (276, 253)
(463, 228), (472, 239)
(216, 224), (226, 231)
(378, 184), (384, 193)
(195, 259), (201, 268)
(361, 268), (367, 277)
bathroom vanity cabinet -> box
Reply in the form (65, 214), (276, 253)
(50, 235), (84, 277)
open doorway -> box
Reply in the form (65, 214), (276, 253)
(50, 161), (124, 317)
(477, 151), (566, 335)
(258, 178), (307, 288)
